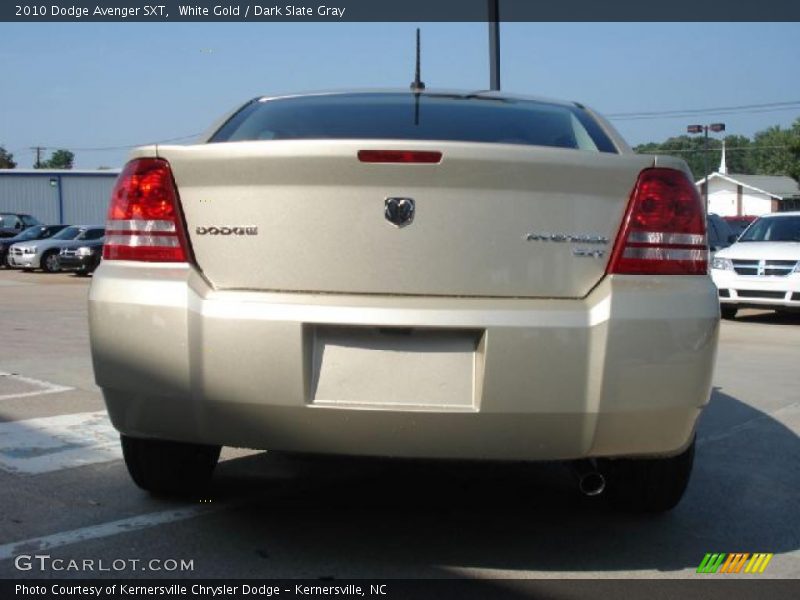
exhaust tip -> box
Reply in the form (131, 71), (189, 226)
(579, 472), (606, 497)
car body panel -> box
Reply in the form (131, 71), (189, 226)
(712, 213), (800, 310)
(90, 262), (718, 460)
(159, 140), (653, 299)
(0, 213), (41, 238)
(0, 225), (68, 265)
(90, 90), (718, 463)
(8, 226), (104, 269)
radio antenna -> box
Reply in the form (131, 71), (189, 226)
(410, 28), (425, 93)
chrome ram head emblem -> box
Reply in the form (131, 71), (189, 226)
(384, 197), (415, 228)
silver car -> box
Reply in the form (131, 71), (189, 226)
(9, 225), (105, 272)
(89, 91), (719, 511)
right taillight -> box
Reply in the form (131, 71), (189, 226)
(607, 168), (707, 275)
(103, 158), (190, 262)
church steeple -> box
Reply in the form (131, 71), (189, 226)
(719, 140), (728, 174)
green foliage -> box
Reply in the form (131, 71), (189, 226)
(0, 146), (16, 169)
(634, 119), (800, 182)
(38, 149), (75, 170)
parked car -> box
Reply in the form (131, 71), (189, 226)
(0, 225), (68, 267)
(59, 237), (104, 276)
(711, 211), (800, 319)
(723, 215), (758, 237)
(8, 225), (105, 272)
(707, 213), (738, 255)
(0, 212), (41, 238)
(89, 90), (719, 512)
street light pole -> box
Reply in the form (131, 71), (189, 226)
(703, 127), (709, 211)
(488, 0), (500, 90)
(687, 123), (725, 214)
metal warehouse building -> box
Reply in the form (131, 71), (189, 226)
(0, 169), (120, 225)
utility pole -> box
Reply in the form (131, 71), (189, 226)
(488, 0), (500, 90)
(30, 146), (46, 169)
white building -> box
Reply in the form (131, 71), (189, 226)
(696, 143), (800, 216)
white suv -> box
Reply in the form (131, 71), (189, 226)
(711, 212), (800, 319)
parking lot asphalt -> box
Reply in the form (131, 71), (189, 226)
(0, 267), (798, 580)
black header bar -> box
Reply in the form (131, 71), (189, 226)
(4, 0), (800, 22)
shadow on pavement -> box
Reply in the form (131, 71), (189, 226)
(731, 309), (800, 326)
(201, 386), (799, 576)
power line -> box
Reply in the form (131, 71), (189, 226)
(54, 132), (204, 152)
(607, 100), (800, 120)
(611, 106), (800, 121)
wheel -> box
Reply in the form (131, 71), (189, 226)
(720, 305), (737, 320)
(41, 250), (61, 273)
(121, 435), (221, 497)
(600, 437), (695, 513)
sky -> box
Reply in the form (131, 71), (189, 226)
(1, 22), (799, 169)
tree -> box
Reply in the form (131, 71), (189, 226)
(634, 135), (722, 180)
(749, 126), (798, 177)
(0, 146), (16, 169)
(785, 118), (800, 182)
(633, 121), (800, 181)
(39, 149), (75, 169)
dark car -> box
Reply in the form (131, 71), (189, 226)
(0, 224), (68, 267)
(707, 213), (738, 254)
(59, 237), (104, 276)
(0, 213), (41, 238)
(723, 215), (758, 236)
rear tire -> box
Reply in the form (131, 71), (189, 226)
(121, 435), (221, 497)
(601, 437), (695, 513)
(41, 250), (61, 273)
(720, 305), (737, 320)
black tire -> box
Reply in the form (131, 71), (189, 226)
(40, 250), (61, 273)
(720, 305), (737, 320)
(600, 437), (695, 513)
(121, 435), (221, 497)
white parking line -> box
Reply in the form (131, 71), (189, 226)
(0, 371), (73, 401)
(0, 411), (120, 474)
(0, 505), (222, 561)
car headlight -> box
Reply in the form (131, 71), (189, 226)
(23, 246), (37, 254)
(711, 257), (733, 271)
(76, 247), (93, 256)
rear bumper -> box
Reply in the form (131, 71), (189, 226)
(89, 263), (719, 461)
(712, 270), (800, 310)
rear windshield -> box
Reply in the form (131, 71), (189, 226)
(209, 93), (618, 153)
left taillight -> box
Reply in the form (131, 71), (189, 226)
(103, 158), (190, 262)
